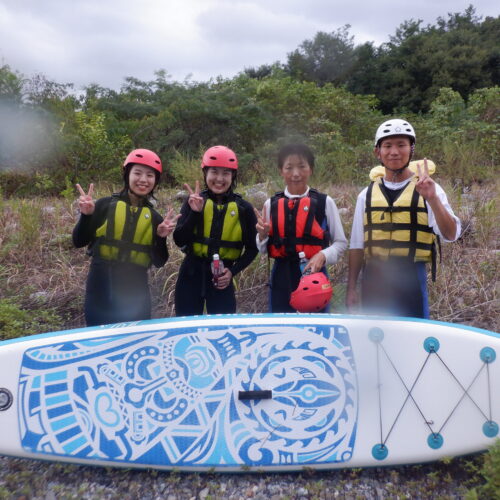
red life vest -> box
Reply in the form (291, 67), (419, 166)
(267, 189), (330, 259)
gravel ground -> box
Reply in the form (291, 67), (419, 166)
(0, 453), (484, 499)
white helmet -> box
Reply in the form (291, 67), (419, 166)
(374, 119), (416, 147)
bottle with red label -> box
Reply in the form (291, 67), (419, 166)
(211, 254), (225, 286)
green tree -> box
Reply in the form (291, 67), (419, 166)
(347, 7), (500, 113)
(63, 111), (132, 185)
(286, 26), (355, 86)
(0, 64), (24, 105)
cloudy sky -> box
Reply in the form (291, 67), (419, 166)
(0, 0), (498, 91)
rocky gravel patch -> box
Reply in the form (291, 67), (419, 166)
(0, 453), (484, 499)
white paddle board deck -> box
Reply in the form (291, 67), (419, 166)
(0, 314), (498, 472)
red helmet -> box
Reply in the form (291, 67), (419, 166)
(123, 149), (162, 174)
(290, 272), (333, 313)
(201, 146), (238, 170)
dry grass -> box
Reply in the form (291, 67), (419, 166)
(0, 179), (498, 335)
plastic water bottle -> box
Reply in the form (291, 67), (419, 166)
(211, 254), (225, 286)
(299, 251), (311, 275)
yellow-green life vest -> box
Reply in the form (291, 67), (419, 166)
(95, 200), (154, 267)
(192, 198), (244, 260)
(364, 179), (435, 262)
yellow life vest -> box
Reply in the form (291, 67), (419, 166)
(364, 178), (435, 262)
(192, 198), (244, 260)
(95, 199), (154, 267)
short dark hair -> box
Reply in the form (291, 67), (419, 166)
(277, 143), (315, 170)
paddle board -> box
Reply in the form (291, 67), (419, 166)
(0, 314), (498, 471)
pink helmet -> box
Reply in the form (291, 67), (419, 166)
(201, 146), (238, 170)
(123, 149), (162, 174)
(290, 273), (333, 313)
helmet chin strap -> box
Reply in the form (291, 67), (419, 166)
(382, 163), (409, 180)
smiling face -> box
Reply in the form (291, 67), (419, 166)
(375, 135), (412, 172)
(127, 164), (157, 198)
(280, 154), (313, 195)
(204, 167), (233, 195)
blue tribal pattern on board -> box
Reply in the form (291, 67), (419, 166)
(19, 324), (357, 468)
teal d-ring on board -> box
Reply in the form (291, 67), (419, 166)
(483, 421), (499, 438)
(428, 433), (444, 449)
(372, 443), (389, 460)
(369, 327), (384, 343)
(424, 337), (440, 353)
(480, 347), (496, 363)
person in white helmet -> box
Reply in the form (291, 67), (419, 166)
(346, 119), (461, 318)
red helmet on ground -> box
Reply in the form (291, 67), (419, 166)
(290, 272), (333, 313)
(123, 149), (162, 174)
(201, 146), (238, 170)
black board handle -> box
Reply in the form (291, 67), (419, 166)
(238, 390), (272, 400)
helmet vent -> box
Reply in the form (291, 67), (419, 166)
(136, 154), (144, 158)
(209, 156), (217, 160)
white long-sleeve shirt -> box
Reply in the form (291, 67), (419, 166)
(256, 187), (347, 265)
(349, 177), (461, 249)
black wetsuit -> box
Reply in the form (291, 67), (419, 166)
(72, 192), (168, 326)
(173, 190), (258, 316)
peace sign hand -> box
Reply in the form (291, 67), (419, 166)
(157, 207), (181, 238)
(76, 183), (95, 215)
(254, 206), (270, 241)
(184, 181), (204, 212)
(415, 158), (436, 201)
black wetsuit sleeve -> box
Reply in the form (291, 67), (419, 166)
(72, 197), (111, 249)
(227, 199), (258, 277)
(151, 210), (169, 268)
(173, 199), (203, 249)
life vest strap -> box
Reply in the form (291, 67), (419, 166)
(192, 235), (244, 250)
(365, 206), (428, 213)
(98, 238), (152, 254)
(364, 222), (434, 233)
(365, 183), (374, 257)
(369, 240), (434, 251)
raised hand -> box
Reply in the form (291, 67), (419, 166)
(184, 181), (204, 212)
(157, 207), (181, 238)
(254, 207), (270, 241)
(415, 158), (436, 201)
(76, 183), (95, 215)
